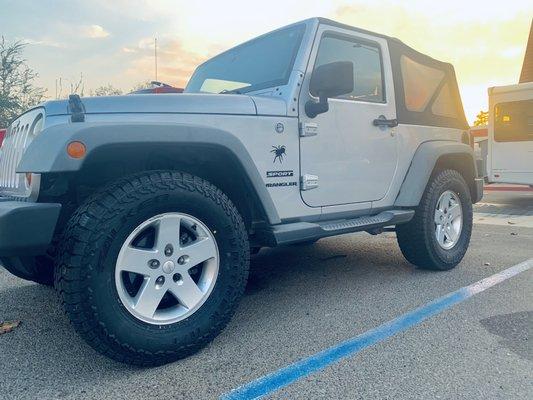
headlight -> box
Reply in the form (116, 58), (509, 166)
(30, 113), (44, 136)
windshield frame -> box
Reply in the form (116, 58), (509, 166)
(185, 23), (306, 95)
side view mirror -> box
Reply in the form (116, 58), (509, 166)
(306, 61), (354, 118)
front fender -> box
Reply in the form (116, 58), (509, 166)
(18, 122), (281, 224)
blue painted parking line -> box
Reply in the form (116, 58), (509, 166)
(221, 259), (533, 400)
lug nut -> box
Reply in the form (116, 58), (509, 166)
(155, 275), (165, 288)
(164, 244), (174, 257)
(178, 255), (189, 265)
(148, 259), (160, 269)
(173, 273), (182, 283)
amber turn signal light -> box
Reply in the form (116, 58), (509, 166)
(67, 141), (86, 159)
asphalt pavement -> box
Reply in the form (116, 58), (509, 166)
(0, 188), (532, 400)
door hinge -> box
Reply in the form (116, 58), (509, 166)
(301, 174), (319, 190)
(299, 122), (318, 137)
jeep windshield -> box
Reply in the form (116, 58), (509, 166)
(185, 24), (305, 95)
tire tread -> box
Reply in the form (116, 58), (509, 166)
(55, 171), (249, 366)
(396, 169), (472, 271)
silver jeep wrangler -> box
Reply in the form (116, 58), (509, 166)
(0, 18), (483, 365)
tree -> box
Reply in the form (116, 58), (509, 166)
(55, 73), (85, 99)
(473, 110), (489, 126)
(130, 81), (152, 92)
(90, 84), (123, 96)
(0, 36), (45, 127)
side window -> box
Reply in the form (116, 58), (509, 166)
(431, 83), (456, 118)
(400, 55), (461, 119)
(400, 55), (444, 112)
(494, 100), (533, 142)
(312, 35), (384, 103)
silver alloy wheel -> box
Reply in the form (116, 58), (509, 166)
(115, 213), (219, 325)
(434, 190), (463, 250)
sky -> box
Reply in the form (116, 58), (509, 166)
(1, 0), (531, 124)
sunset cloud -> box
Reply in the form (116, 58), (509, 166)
(123, 36), (209, 88)
(80, 24), (110, 39)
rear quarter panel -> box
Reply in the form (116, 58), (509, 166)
(371, 124), (463, 209)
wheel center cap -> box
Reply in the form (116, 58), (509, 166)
(162, 260), (175, 274)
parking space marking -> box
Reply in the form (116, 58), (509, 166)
(221, 258), (533, 400)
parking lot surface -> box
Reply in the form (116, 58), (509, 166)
(1, 189), (532, 400)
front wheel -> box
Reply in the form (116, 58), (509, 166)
(56, 171), (249, 366)
(396, 169), (473, 271)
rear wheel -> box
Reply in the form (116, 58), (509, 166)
(56, 171), (249, 366)
(396, 169), (473, 270)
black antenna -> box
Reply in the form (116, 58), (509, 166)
(155, 38), (158, 81)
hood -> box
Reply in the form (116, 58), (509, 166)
(42, 93), (288, 117)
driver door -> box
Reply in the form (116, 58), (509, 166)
(299, 27), (398, 207)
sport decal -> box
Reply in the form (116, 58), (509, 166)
(266, 170), (294, 178)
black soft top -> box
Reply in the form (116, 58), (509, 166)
(318, 18), (468, 130)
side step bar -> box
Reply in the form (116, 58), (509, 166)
(271, 210), (415, 245)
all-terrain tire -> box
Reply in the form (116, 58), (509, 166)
(55, 171), (249, 366)
(396, 169), (473, 270)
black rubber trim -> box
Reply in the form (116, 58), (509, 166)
(473, 178), (484, 203)
(0, 201), (61, 256)
(68, 94), (86, 122)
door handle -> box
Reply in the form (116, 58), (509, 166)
(373, 115), (398, 128)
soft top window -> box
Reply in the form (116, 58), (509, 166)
(431, 82), (457, 118)
(388, 40), (468, 130)
(401, 56), (444, 112)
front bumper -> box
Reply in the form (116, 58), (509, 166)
(0, 200), (61, 256)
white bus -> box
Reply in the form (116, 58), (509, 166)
(485, 82), (533, 186)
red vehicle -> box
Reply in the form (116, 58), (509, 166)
(0, 128), (6, 148)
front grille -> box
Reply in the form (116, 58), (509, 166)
(0, 108), (43, 198)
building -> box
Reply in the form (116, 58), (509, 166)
(519, 21), (533, 83)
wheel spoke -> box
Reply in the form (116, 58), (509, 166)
(434, 209), (445, 224)
(448, 203), (462, 221)
(168, 274), (204, 309)
(132, 277), (166, 318)
(118, 246), (158, 275)
(182, 237), (218, 268)
(438, 192), (451, 212)
(447, 224), (460, 242)
(156, 215), (181, 249)
(436, 224), (446, 246)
